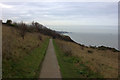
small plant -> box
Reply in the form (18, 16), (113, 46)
(38, 34), (42, 40)
(92, 58), (94, 61)
(18, 22), (27, 39)
(81, 47), (84, 50)
(73, 57), (80, 63)
(87, 50), (93, 53)
(98, 46), (119, 52)
(64, 49), (72, 56)
(90, 46), (96, 49)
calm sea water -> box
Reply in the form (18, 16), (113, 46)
(64, 32), (118, 50)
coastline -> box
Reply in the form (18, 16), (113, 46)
(63, 34), (119, 52)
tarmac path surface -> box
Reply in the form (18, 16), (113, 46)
(39, 39), (61, 78)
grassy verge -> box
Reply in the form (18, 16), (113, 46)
(53, 40), (103, 78)
(3, 38), (49, 78)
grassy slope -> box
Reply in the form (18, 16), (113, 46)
(3, 39), (49, 78)
(53, 40), (102, 78)
(53, 39), (119, 78)
(2, 25), (49, 78)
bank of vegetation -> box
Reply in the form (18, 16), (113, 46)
(2, 20), (50, 78)
(2, 20), (119, 78)
(53, 39), (119, 78)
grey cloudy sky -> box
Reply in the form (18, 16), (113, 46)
(0, 2), (118, 33)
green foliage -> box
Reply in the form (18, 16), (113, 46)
(6, 20), (12, 25)
(2, 38), (49, 78)
(64, 49), (72, 56)
(5, 21), (73, 42)
(53, 40), (103, 78)
(98, 46), (119, 52)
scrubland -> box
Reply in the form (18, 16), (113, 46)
(54, 39), (119, 78)
(2, 24), (49, 78)
(2, 22), (119, 78)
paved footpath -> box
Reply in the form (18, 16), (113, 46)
(39, 39), (62, 78)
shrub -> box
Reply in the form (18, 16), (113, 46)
(98, 46), (119, 52)
(60, 44), (73, 56)
(18, 22), (27, 39)
(73, 57), (80, 63)
(38, 34), (42, 40)
(81, 47), (84, 50)
(6, 20), (12, 25)
(92, 58), (94, 61)
(90, 46), (96, 49)
(12, 22), (18, 27)
(3, 20), (75, 43)
(64, 49), (72, 56)
(87, 50), (93, 53)
(3, 35), (14, 60)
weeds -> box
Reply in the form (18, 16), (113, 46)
(3, 38), (49, 78)
(38, 34), (42, 41)
(2, 25), (50, 78)
(64, 49), (72, 56)
(98, 46), (119, 52)
(53, 40), (102, 78)
(87, 50), (93, 53)
(18, 22), (27, 39)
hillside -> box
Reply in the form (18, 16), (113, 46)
(54, 39), (119, 78)
(2, 24), (50, 78)
(2, 21), (119, 78)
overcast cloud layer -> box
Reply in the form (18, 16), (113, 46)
(1, 2), (118, 33)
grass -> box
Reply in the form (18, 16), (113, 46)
(54, 39), (118, 78)
(53, 40), (102, 78)
(3, 38), (49, 78)
(2, 24), (50, 78)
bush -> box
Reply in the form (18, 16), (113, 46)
(3, 35), (14, 60)
(90, 46), (96, 49)
(81, 47), (84, 50)
(18, 22), (27, 39)
(64, 49), (72, 56)
(3, 20), (74, 42)
(87, 50), (93, 53)
(38, 34), (42, 40)
(98, 46), (119, 52)
(6, 20), (12, 25)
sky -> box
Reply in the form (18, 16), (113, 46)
(0, 2), (118, 33)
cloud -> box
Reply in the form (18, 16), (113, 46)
(0, 3), (13, 8)
(0, 0), (119, 2)
(2, 2), (117, 26)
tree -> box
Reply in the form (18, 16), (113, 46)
(31, 21), (44, 32)
(18, 22), (27, 39)
(32, 21), (39, 32)
(6, 20), (12, 25)
(35, 22), (39, 32)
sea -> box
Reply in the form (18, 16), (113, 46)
(63, 32), (118, 50)
(47, 25), (119, 50)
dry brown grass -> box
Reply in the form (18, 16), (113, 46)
(55, 39), (118, 78)
(2, 24), (49, 60)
